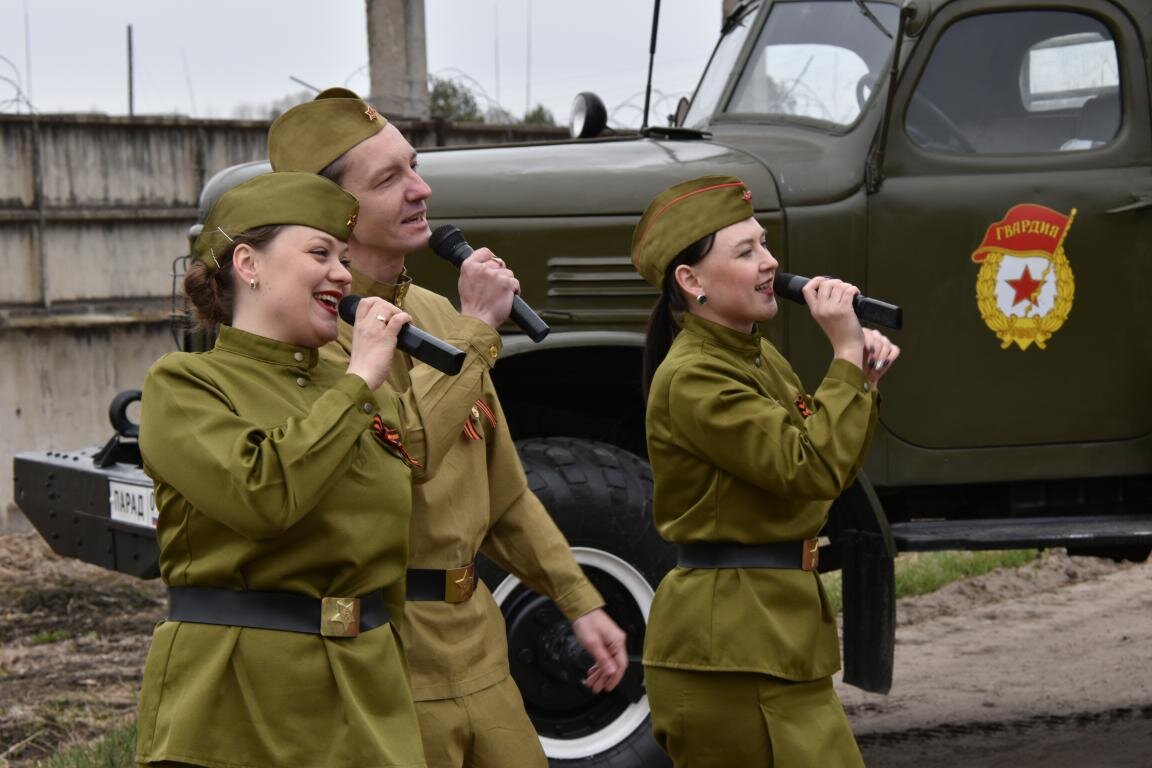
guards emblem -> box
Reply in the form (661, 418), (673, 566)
(970, 204), (1076, 350)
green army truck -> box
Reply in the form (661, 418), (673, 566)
(14, 1), (1152, 765)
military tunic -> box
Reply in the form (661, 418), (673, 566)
(323, 270), (604, 703)
(136, 325), (424, 768)
(643, 313), (877, 766)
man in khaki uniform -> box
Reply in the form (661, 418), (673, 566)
(267, 89), (628, 768)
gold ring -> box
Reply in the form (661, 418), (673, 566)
(375, 314), (387, 322)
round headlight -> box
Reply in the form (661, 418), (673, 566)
(569, 92), (608, 139)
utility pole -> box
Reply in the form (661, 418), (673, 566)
(127, 24), (134, 117)
(365, 0), (429, 119)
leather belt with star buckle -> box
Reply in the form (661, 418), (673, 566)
(166, 587), (390, 638)
(406, 562), (477, 603)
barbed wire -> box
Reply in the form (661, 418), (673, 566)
(0, 53), (35, 114)
(609, 88), (687, 129)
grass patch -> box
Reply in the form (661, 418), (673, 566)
(34, 723), (135, 768)
(29, 628), (72, 645)
(820, 548), (1041, 614)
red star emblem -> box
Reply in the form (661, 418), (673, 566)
(742, 188), (752, 201)
(364, 106), (379, 121)
(1006, 265), (1044, 306)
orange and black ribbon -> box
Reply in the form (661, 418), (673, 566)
(463, 398), (498, 441)
(794, 393), (813, 419)
(372, 414), (422, 468)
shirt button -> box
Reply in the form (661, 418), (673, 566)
(488, 345), (499, 360)
(754, 356), (762, 367)
(362, 402), (373, 413)
(293, 352), (305, 362)
(296, 377), (308, 387)
(863, 383), (871, 392)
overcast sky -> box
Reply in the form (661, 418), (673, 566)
(0, 0), (723, 128)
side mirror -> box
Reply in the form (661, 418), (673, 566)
(569, 92), (608, 139)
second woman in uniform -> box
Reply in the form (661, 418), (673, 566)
(633, 175), (899, 767)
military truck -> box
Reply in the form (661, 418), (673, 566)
(14, 0), (1152, 765)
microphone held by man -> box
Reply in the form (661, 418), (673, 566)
(429, 224), (551, 342)
(338, 295), (466, 376)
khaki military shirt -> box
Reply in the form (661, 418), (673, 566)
(643, 313), (879, 681)
(137, 325), (424, 767)
(321, 270), (604, 700)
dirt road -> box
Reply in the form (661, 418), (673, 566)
(839, 550), (1152, 767)
(1, 532), (1149, 766)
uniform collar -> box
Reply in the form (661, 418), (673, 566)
(350, 267), (412, 309)
(214, 325), (320, 369)
(680, 312), (761, 355)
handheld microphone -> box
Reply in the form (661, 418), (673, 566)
(773, 273), (903, 330)
(338, 295), (466, 376)
(428, 224), (550, 342)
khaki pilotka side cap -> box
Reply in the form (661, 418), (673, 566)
(268, 87), (388, 173)
(193, 172), (359, 269)
(630, 175), (754, 288)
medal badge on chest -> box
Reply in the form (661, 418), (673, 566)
(463, 399), (498, 441)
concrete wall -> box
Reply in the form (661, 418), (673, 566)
(1, 113), (567, 518)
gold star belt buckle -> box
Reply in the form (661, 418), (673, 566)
(801, 538), (820, 572)
(444, 563), (477, 603)
(321, 596), (361, 637)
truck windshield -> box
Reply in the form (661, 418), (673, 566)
(682, 3), (761, 129)
(724, 1), (900, 127)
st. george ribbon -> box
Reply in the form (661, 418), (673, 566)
(772, 273), (903, 330)
(428, 224), (550, 342)
(338, 295), (466, 376)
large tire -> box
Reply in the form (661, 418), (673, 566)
(479, 437), (673, 768)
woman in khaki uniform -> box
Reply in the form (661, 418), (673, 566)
(633, 176), (900, 767)
(135, 172), (426, 767)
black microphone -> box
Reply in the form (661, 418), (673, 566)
(428, 224), (550, 342)
(773, 273), (903, 330)
(338, 295), (465, 376)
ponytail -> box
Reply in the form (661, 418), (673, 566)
(641, 233), (715, 401)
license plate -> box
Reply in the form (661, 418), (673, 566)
(108, 479), (158, 529)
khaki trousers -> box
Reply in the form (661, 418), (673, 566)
(416, 675), (546, 768)
(646, 666), (865, 768)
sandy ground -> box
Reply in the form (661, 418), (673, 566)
(1, 532), (1149, 766)
(839, 550), (1152, 767)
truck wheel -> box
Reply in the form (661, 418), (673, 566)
(479, 437), (673, 768)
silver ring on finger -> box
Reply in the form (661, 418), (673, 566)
(376, 314), (387, 323)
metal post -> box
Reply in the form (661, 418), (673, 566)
(127, 24), (134, 117)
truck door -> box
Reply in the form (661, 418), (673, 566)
(868, 2), (1152, 452)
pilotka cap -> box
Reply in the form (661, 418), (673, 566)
(631, 175), (754, 287)
(268, 87), (388, 173)
(194, 172), (359, 269)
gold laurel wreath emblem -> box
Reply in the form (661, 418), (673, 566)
(975, 248), (1075, 350)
